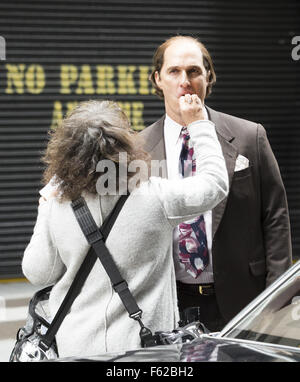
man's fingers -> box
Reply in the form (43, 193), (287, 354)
(179, 93), (205, 125)
(181, 94), (202, 106)
(180, 94), (202, 107)
(185, 94), (192, 104)
(191, 94), (201, 105)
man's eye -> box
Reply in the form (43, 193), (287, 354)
(170, 69), (178, 73)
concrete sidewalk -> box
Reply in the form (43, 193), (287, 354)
(0, 280), (40, 362)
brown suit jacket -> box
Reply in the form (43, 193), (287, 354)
(140, 106), (292, 321)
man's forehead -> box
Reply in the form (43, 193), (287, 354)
(163, 39), (204, 64)
(166, 38), (203, 53)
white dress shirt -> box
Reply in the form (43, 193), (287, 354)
(164, 109), (214, 284)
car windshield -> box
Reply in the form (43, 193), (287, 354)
(224, 274), (300, 348)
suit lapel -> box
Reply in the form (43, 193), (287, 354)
(142, 115), (168, 178)
(206, 106), (238, 239)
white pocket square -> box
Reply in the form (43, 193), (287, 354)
(234, 154), (249, 172)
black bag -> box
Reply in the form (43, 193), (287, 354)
(9, 286), (58, 362)
(9, 195), (129, 362)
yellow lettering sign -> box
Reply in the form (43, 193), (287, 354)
(75, 65), (95, 95)
(117, 66), (137, 94)
(139, 66), (151, 95)
(96, 65), (116, 94)
(25, 65), (45, 94)
(5, 64), (25, 94)
(60, 65), (78, 94)
(118, 101), (144, 131)
(131, 102), (144, 131)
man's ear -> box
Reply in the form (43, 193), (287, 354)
(154, 71), (162, 89)
(206, 70), (211, 82)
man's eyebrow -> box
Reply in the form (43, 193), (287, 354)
(167, 65), (203, 71)
(188, 65), (203, 71)
(167, 66), (179, 71)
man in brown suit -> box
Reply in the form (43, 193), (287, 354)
(141, 35), (292, 331)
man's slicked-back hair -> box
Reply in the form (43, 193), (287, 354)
(150, 35), (216, 99)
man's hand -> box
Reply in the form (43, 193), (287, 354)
(179, 94), (205, 126)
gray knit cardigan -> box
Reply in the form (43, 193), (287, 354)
(22, 120), (228, 358)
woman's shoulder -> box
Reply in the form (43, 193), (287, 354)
(49, 192), (101, 218)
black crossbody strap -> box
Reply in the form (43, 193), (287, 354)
(71, 196), (156, 347)
(39, 195), (129, 352)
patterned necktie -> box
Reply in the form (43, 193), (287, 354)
(178, 127), (209, 278)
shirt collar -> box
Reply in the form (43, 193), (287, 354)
(164, 106), (208, 146)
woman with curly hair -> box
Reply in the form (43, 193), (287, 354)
(22, 97), (228, 358)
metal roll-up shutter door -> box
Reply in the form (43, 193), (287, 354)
(0, 0), (299, 279)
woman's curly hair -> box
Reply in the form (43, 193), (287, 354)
(42, 100), (149, 201)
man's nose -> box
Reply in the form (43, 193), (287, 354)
(180, 71), (190, 87)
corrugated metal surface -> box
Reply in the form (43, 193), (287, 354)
(0, 0), (299, 278)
